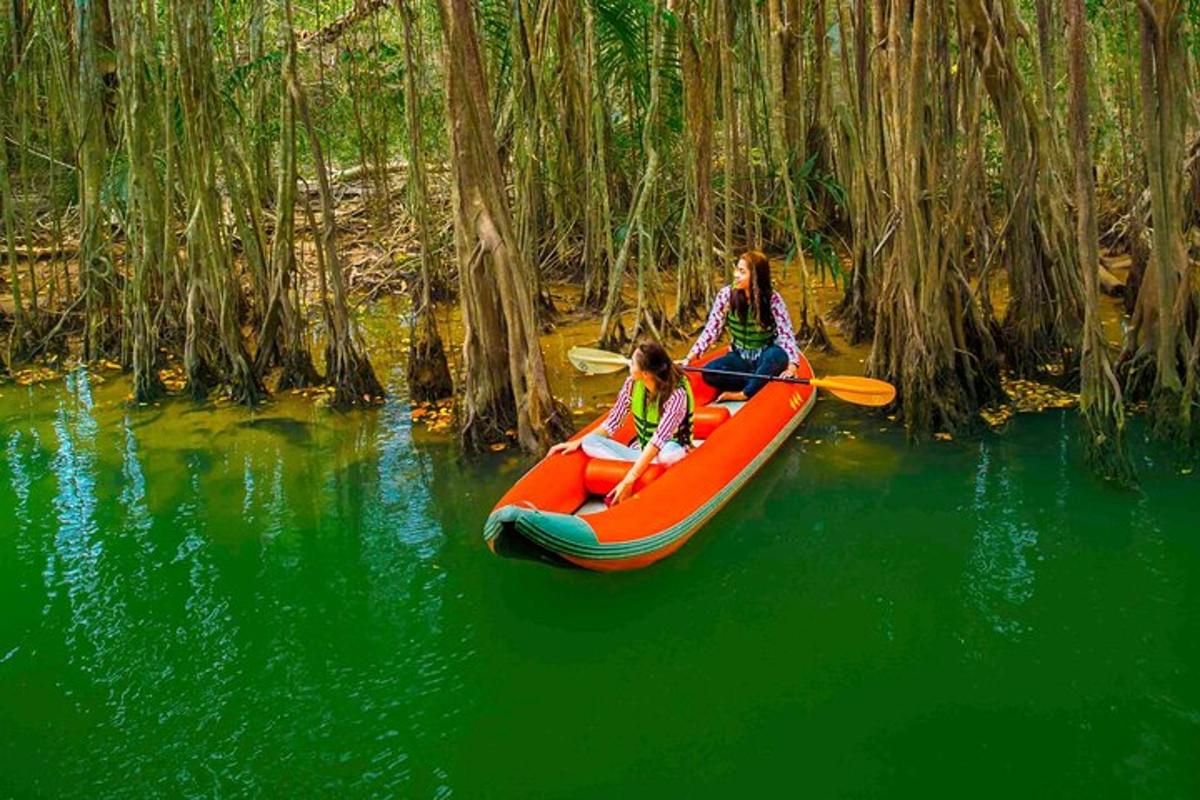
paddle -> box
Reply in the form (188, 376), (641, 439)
(567, 346), (897, 407)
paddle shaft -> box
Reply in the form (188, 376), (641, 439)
(567, 346), (895, 405)
(682, 364), (811, 386)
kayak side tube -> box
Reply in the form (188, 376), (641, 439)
(483, 384), (815, 566)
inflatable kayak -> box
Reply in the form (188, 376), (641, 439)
(483, 347), (817, 570)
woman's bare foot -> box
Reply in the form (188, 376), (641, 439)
(716, 390), (747, 402)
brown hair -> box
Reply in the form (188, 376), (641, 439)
(730, 250), (776, 333)
(632, 341), (684, 404)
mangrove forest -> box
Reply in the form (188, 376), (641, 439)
(1, 0), (1198, 479)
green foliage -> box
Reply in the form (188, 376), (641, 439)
(478, 0), (514, 106)
(101, 153), (131, 214)
(224, 51), (284, 95)
(793, 152), (846, 212)
(798, 229), (843, 286)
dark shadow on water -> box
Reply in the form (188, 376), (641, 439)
(489, 526), (582, 569)
(233, 417), (316, 446)
(127, 409), (166, 428)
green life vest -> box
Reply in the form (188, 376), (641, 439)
(632, 379), (695, 449)
(727, 301), (776, 352)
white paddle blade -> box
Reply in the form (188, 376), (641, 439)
(567, 346), (630, 375)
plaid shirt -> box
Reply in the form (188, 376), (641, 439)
(685, 286), (801, 365)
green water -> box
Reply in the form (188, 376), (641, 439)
(1, 368), (1198, 799)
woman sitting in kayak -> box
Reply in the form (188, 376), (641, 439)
(683, 250), (801, 402)
(548, 341), (694, 506)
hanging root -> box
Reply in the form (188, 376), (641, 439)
(1080, 400), (1136, 485)
(225, 350), (267, 407)
(833, 288), (875, 346)
(597, 316), (628, 352)
(796, 308), (836, 354)
(1147, 386), (1188, 444)
(460, 396), (517, 452)
(326, 343), (386, 410)
(524, 395), (575, 454)
(275, 349), (321, 392)
(185, 355), (220, 402)
(407, 319), (454, 402)
(631, 305), (681, 345)
(131, 356), (167, 405)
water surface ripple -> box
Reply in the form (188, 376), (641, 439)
(1, 372), (1197, 798)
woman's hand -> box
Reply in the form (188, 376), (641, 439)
(782, 362), (799, 379)
(547, 439), (583, 456)
(607, 442), (655, 506)
(606, 477), (635, 506)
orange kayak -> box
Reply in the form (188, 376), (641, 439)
(484, 348), (817, 570)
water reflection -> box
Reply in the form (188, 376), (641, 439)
(50, 370), (108, 660)
(963, 436), (1040, 642)
(6, 427), (42, 562)
(6, 430), (32, 522)
(4, 371), (1197, 799)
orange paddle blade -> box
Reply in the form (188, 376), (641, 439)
(809, 375), (897, 407)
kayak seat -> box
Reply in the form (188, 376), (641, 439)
(581, 407), (729, 497)
(693, 405), (731, 439)
(584, 459), (666, 496)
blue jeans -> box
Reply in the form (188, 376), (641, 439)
(701, 345), (789, 398)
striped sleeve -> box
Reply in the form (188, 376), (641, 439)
(648, 386), (689, 450)
(600, 376), (635, 436)
(771, 292), (801, 365)
(686, 286), (732, 361)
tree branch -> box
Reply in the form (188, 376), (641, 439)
(300, 0), (390, 48)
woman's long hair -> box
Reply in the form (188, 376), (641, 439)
(730, 250), (775, 333)
(633, 341), (684, 404)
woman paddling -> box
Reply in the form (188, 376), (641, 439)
(548, 341), (694, 506)
(683, 250), (802, 402)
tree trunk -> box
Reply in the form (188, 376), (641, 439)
(170, 0), (263, 404)
(598, 0), (675, 348)
(112, 0), (166, 402)
(284, 0), (384, 410)
(554, 0), (587, 279)
(1121, 1), (1197, 439)
(400, 0), (452, 402)
(76, 0), (118, 360)
(1065, 0), (1130, 480)
(960, 0), (1083, 376)
(580, 0), (615, 311)
(256, 29), (319, 392)
(831, 0), (879, 344)
(0, 74), (29, 363)
(868, 0), (1002, 434)
(438, 0), (571, 453)
(509, 0), (555, 318)
(718, 0), (738, 275)
(674, 0), (715, 325)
